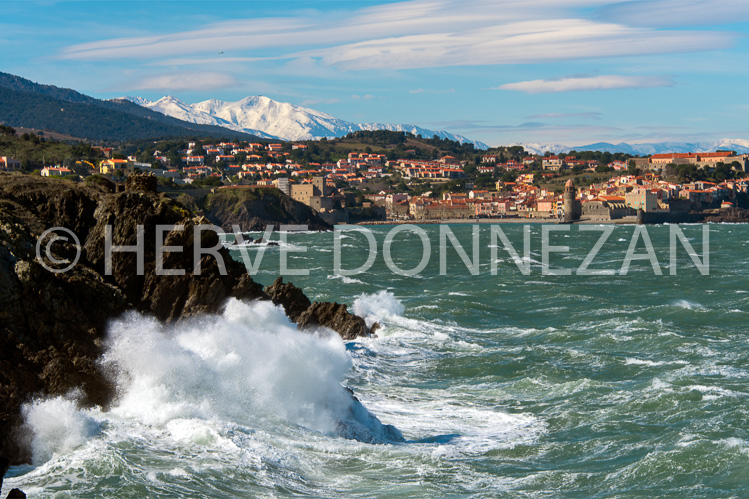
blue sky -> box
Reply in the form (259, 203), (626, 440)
(2, 0), (749, 147)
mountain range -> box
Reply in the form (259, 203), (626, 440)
(2, 71), (748, 155)
(118, 95), (490, 149)
(0, 72), (265, 142)
(513, 139), (749, 156)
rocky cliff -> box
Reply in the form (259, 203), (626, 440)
(703, 208), (749, 223)
(0, 172), (373, 464)
(199, 187), (332, 232)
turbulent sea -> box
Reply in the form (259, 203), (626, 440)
(4, 224), (749, 497)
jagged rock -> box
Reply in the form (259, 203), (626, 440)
(200, 187), (331, 232)
(703, 208), (749, 223)
(297, 302), (373, 341)
(0, 173), (265, 463)
(264, 278), (374, 339)
(0, 172), (369, 464)
(6, 489), (25, 499)
(264, 277), (311, 322)
(264, 277), (379, 340)
(124, 173), (157, 193)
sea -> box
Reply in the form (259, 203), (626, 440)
(4, 223), (749, 497)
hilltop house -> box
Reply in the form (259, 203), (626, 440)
(0, 156), (21, 170)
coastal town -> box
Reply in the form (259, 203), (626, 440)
(2, 129), (748, 224)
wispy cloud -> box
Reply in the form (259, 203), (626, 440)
(425, 118), (621, 133)
(299, 21), (731, 70)
(527, 112), (603, 120)
(57, 0), (736, 71)
(120, 72), (240, 91)
(149, 56), (267, 66)
(596, 0), (749, 27)
(496, 75), (674, 93)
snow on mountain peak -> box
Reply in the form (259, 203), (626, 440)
(126, 94), (489, 148)
(116, 96), (153, 106)
(511, 139), (749, 155)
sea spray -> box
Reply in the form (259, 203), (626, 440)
(353, 291), (404, 327)
(21, 299), (402, 466)
(21, 395), (100, 465)
(10, 224), (743, 497)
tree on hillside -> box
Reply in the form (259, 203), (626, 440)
(627, 160), (640, 176)
(463, 164), (478, 176)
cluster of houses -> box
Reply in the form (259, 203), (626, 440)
(479, 151), (749, 173)
(379, 172), (749, 221)
(386, 156), (467, 179)
(481, 154), (603, 172)
(6, 139), (749, 221)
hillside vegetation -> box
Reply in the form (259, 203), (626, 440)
(200, 188), (331, 232)
(0, 72), (263, 142)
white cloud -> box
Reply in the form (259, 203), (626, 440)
(305, 20), (732, 69)
(497, 75), (674, 93)
(123, 72), (239, 91)
(596, 0), (749, 27)
(527, 112), (603, 120)
(57, 0), (736, 70)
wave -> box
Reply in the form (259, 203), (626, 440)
(22, 395), (100, 465)
(327, 274), (365, 285)
(671, 299), (706, 310)
(20, 300), (402, 466)
(353, 291), (405, 328)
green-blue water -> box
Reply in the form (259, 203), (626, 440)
(4, 224), (749, 497)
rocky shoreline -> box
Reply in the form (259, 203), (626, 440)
(0, 172), (374, 466)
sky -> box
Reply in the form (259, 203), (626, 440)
(2, 0), (749, 147)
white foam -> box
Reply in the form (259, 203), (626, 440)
(686, 385), (739, 399)
(21, 299), (402, 466)
(624, 358), (666, 367)
(672, 299), (706, 310)
(21, 395), (100, 465)
(650, 378), (671, 391)
(362, 396), (544, 456)
(103, 300), (356, 434)
(353, 291), (404, 328)
(327, 274), (365, 285)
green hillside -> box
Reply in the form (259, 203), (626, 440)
(0, 72), (264, 142)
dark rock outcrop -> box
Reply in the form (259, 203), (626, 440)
(124, 172), (157, 193)
(297, 302), (373, 341)
(703, 208), (749, 224)
(265, 277), (311, 321)
(200, 187), (331, 232)
(6, 489), (25, 499)
(264, 278), (378, 340)
(0, 172), (371, 464)
(0, 173), (268, 462)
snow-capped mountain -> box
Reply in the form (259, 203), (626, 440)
(508, 142), (572, 155)
(512, 140), (749, 156)
(119, 95), (489, 149)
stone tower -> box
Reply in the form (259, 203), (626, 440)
(312, 176), (327, 196)
(562, 179), (580, 222)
